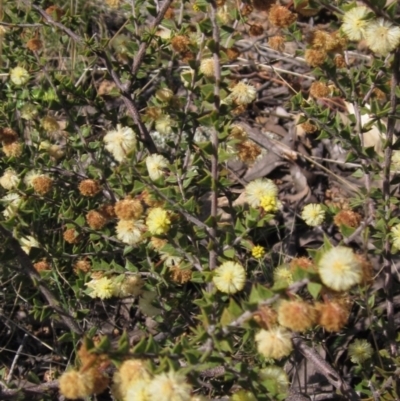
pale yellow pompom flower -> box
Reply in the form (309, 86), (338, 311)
(318, 246), (363, 292)
(104, 124), (137, 162)
(255, 326), (293, 359)
(199, 58), (215, 77)
(229, 82), (257, 105)
(341, 6), (370, 41)
(0, 169), (20, 190)
(145, 154), (169, 181)
(155, 115), (173, 135)
(301, 203), (325, 226)
(148, 371), (192, 401)
(348, 339), (373, 364)
(273, 265), (293, 285)
(86, 276), (116, 299)
(365, 18), (400, 56)
(260, 194), (278, 213)
(116, 219), (146, 245)
(213, 261), (246, 294)
(391, 223), (400, 251)
(146, 207), (171, 235)
(10, 66), (29, 85)
(245, 178), (278, 208)
(125, 380), (151, 401)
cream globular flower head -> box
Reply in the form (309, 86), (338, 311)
(348, 339), (373, 364)
(116, 219), (146, 245)
(1, 192), (22, 219)
(86, 276), (116, 299)
(10, 66), (30, 85)
(146, 153), (169, 181)
(301, 203), (325, 226)
(390, 223), (400, 251)
(155, 114), (173, 136)
(0, 169), (20, 190)
(341, 6), (370, 41)
(199, 58), (215, 77)
(245, 178), (278, 208)
(365, 18), (400, 56)
(148, 371), (192, 401)
(104, 124), (137, 162)
(229, 82), (257, 105)
(146, 207), (171, 235)
(318, 246), (363, 292)
(255, 326), (293, 360)
(213, 261), (246, 294)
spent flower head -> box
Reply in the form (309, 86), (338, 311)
(213, 261), (246, 294)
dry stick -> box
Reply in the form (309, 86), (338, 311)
(0, 225), (82, 335)
(208, 2), (221, 272)
(292, 337), (360, 401)
(382, 48), (400, 357)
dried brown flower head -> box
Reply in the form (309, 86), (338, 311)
(315, 300), (349, 332)
(0, 128), (18, 144)
(115, 198), (143, 220)
(74, 259), (92, 274)
(277, 300), (317, 332)
(307, 30), (332, 50)
(79, 179), (101, 197)
(171, 35), (190, 53)
(150, 236), (167, 250)
(45, 5), (64, 21)
(164, 7), (175, 19)
(355, 254), (373, 286)
(32, 176), (53, 195)
(27, 39), (43, 51)
(170, 266), (192, 284)
(97, 80), (118, 97)
(141, 189), (163, 207)
(236, 140), (262, 163)
(63, 228), (80, 244)
(334, 54), (346, 68)
(98, 204), (116, 220)
(241, 4), (254, 16)
(252, 306), (277, 329)
(268, 5), (297, 28)
(304, 49), (327, 67)
(334, 210), (361, 228)
(86, 210), (108, 230)
(3, 141), (23, 157)
(309, 81), (330, 99)
(249, 24), (264, 37)
(301, 121), (318, 134)
(290, 257), (317, 272)
(34, 260), (51, 272)
(226, 47), (240, 60)
(268, 36), (285, 52)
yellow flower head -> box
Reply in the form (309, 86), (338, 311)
(273, 265), (293, 285)
(260, 194), (278, 213)
(199, 58), (215, 78)
(341, 6), (370, 41)
(391, 223), (400, 251)
(148, 371), (192, 401)
(229, 81), (257, 105)
(251, 245), (265, 259)
(146, 207), (171, 235)
(348, 339), (373, 364)
(301, 203), (325, 226)
(213, 261), (246, 294)
(86, 276), (116, 299)
(245, 178), (278, 208)
(255, 326), (293, 359)
(10, 66), (29, 85)
(365, 18), (400, 56)
(318, 246), (363, 291)
(104, 124), (137, 162)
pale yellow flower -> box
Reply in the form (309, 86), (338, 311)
(148, 371), (192, 401)
(145, 154), (169, 181)
(10, 66), (29, 85)
(86, 276), (116, 299)
(365, 18), (400, 56)
(0, 169), (20, 190)
(255, 326), (293, 359)
(213, 261), (246, 294)
(229, 82), (257, 105)
(24, 170), (41, 186)
(199, 58), (215, 78)
(146, 207), (171, 235)
(348, 339), (373, 364)
(155, 88), (174, 102)
(245, 178), (278, 208)
(125, 380), (151, 401)
(20, 235), (40, 254)
(20, 103), (38, 120)
(318, 246), (363, 291)
(112, 275), (144, 297)
(391, 223), (400, 250)
(273, 265), (293, 285)
(301, 203), (325, 226)
(341, 6), (370, 41)
(116, 219), (146, 245)
(1, 192), (22, 218)
(391, 150), (400, 173)
(104, 124), (137, 162)
(155, 115), (173, 135)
